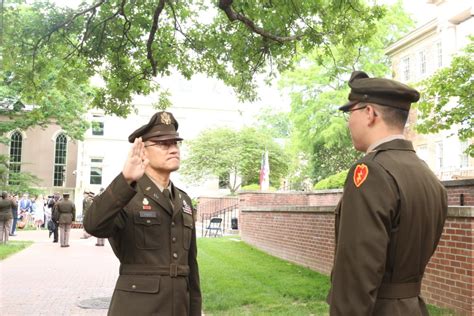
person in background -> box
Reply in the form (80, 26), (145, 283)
(326, 71), (448, 315)
(0, 192), (16, 244)
(18, 193), (32, 227)
(10, 194), (19, 236)
(80, 191), (93, 239)
(53, 193), (76, 248)
(33, 195), (45, 230)
(48, 193), (61, 243)
(84, 111), (201, 315)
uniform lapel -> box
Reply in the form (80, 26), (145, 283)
(171, 183), (183, 220)
(138, 175), (173, 215)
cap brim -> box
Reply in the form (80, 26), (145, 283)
(338, 100), (359, 112)
(146, 135), (183, 142)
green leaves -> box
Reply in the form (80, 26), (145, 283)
(180, 127), (288, 194)
(280, 1), (412, 181)
(3, 0), (387, 120)
(415, 36), (474, 157)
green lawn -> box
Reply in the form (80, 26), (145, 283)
(198, 237), (457, 316)
(0, 240), (33, 260)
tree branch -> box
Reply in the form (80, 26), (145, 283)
(218, 0), (303, 43)
(147, 0), (166, 76)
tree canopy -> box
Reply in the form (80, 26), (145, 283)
(2, 0), (386, 123)
(180, 126), (288, 194)
(415, 36), (474, 157)
(279, 1), (413, 181)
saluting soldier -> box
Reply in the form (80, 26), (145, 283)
(84, 111), (201, 316)
(53, 193), (76, 247)
(327, 71), (448, 315)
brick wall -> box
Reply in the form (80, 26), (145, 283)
(240, 206), (335, 275)
(422, 207), (474, 315)
(443, 179), (474, 206)
(239, 192), (474, 316)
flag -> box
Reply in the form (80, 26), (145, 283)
(259, 150), (270, 191)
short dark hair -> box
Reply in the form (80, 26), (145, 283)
(371, 103), (409, 129)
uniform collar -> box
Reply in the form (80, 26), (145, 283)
(368, 138), (415, 154)
(367, 134), (405, 153)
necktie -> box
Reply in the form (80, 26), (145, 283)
(163, 189), (174, 210)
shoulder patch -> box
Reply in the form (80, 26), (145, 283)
(353, 164), (369, 188)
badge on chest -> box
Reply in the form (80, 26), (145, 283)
(142, 198), (152, 210)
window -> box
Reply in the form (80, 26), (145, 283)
(460, 141), (469, 168)
(401, 56), (410, 81)
(218, 173), (229, 189)
(418, 50), (427, 76)
(91, 115), (104, 136)
(53, 134), (67, 186)
(435, 141), (444, 169)
(8, 131), (22, 185)
(90, 158), (103, 185)
(417, 144), (428, 162)
(436, 42), (442, 68)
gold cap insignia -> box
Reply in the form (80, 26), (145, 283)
(161, 112), (172, 125)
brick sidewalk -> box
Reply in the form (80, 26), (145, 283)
(0, 229), (118, 315)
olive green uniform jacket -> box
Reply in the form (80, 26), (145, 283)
(83, 173), (202, 316)
(53, 199), (76, 224)
(327, 139), (447, 315)
(0, 198), (15, 221)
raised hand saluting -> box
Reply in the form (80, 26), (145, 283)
(122, 137), (149, 184)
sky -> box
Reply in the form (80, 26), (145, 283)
(382, 0), (437, 26)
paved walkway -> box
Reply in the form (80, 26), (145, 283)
(0, 229), (118, 315)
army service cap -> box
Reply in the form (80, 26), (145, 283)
(128, 111), (183, 143)
(339, 71), (420, 111)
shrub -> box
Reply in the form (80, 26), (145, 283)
(313, 170), (348, 190)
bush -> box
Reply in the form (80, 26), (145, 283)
(240, 183), (277, 191)
(313, 170), (348, 190)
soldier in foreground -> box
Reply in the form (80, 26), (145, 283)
(84, 111), (201, 316)
(327, 71), (447, 315)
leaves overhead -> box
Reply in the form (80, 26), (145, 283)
(415, 36), (474, 157)
(280, 1), (413, 181)
(2, 0), (385, 120)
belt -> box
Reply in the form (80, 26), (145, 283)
(120, 264), (190, 277)
(377, 281), (422, 299)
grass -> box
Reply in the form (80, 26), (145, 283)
(198, 237), (458, 316)
(199, 237), (330, 315)
(0, 240), (33, 260)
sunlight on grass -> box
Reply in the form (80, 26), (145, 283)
(198, 237), (458, 316)
(198, 237), (330, 315)
(0, 240), (33, 260)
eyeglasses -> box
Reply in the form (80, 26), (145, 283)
(342, 105), (367, 119)
(145, 140), (182, 150)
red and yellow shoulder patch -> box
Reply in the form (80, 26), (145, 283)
(353, 164), (369, 188)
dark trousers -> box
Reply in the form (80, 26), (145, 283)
(11, 216), (18, 235)
(53, 224), (58, 242)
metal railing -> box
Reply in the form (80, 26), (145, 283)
(200, 203), (239, 237)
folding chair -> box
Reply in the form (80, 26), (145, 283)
(204, 217), (223, 237)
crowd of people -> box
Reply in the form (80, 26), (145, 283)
(0, 190), (105, 248)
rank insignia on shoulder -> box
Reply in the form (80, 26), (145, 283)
(353, 164), (369, 188)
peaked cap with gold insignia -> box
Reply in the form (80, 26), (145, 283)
(128, 111), (183, 143)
